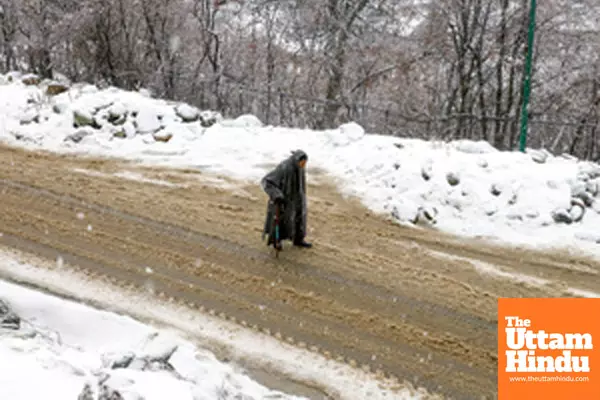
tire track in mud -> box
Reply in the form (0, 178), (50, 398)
(1, 144), (598, 399)
(0, 177), (495, 399)
(0, 177), (497, 334)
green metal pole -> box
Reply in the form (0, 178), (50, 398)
(519, 0), (537, 152)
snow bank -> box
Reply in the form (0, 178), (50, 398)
(0, 279), (306, 400)
(2, 72), (600, 257)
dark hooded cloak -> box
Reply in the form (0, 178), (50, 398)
(261, 150), (308, 244)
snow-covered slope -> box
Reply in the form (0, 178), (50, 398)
(2, 71), (600, 258)
(0, 279), (304, 400)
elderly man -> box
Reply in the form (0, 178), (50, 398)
(261, 150), (312, 250)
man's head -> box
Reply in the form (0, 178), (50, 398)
(292, 150), (308, 168)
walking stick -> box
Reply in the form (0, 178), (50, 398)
(274, 202), (282, 257)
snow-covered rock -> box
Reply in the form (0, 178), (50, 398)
(134, 109), (162, 134)
(175, 104), (199, 123)
(339, 122), (365, 141)
(453, 140), (497, 154)
(199, 110), (222, 127)
(570, 198), (586, 222)
(152, 130), (173, 143)
(0, 299), (20, 330)
(73, 108), (98, 128)
(65, 129), (94, 144)
(528, 149), (549, 164)
(21, 74), (41, 86)
(107, 103), (129, 126)
(19, 109), (39, 125)
(220, 114), (263, 128)
(46, 82), (69, 96)
(53, 102), (69, 114)
(446, 171), (460, 186)
(326, 122), (366, 147)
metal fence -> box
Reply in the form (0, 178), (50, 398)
(188, 79), (599, 160)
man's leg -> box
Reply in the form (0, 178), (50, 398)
(293, 212), (312, 248)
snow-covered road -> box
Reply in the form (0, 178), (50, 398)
(0, 247), (423, 400)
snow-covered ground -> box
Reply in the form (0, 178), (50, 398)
(2, 71), (600, 259)
(0, 280), (304, 400)
(0, 249), (424, 400)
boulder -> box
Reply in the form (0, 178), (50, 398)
(199, 110), (222, 127)
(421, 163), (433, 181)
(20, 110), (40, 125)
(222, 114), (263, 128)
(446, 171), (460, 186)
(586, 179), (599, 197)
(484, 205), (498, 216)
(79, 374), (142, 400)
(106, 333), (178, 373)
(74, 109), (100, 129)
(338, 122), (365, 142)
(107, 353), (136, 369)
(578, 162), (600, 180)
(152, 131), (173, 143)
(453, 140), (496, 154)
(46, 83), (69, 96)
(525, 210), (540, 219)
(506, 213), (523, 221)
(107, 103), (128, 125)
(529, 149), (548, 164)
(570, 198), (586, 222)
(65, 129), (94, 143)
(490, 184), (502, 196)
(175, 104), (199, 123)
(133, 110), (161, 134)
(412, 206), (438, 226)
(53, 102), (69, 114)
(551, 208), (572, 224)
(560, 153), (578, 161)
(573, 190), (594, 207)
(477, 158), (489, 168)
(77, 383), (95, 400)
(21, 74), (41, 86)
(0, 299), (20, 330)
(551, 198), (586, 224)
(112, 129), (127, 139)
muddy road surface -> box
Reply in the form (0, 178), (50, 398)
(1, 144), (598, 399)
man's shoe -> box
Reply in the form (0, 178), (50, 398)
(294, 240), (312, 248)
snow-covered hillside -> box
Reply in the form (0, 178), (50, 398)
(2, 71), (600, 258)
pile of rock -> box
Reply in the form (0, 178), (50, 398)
(78, 334), (184, 400)
(551, 163), (600, 225)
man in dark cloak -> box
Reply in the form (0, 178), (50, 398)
(261, 150), (312, 249)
